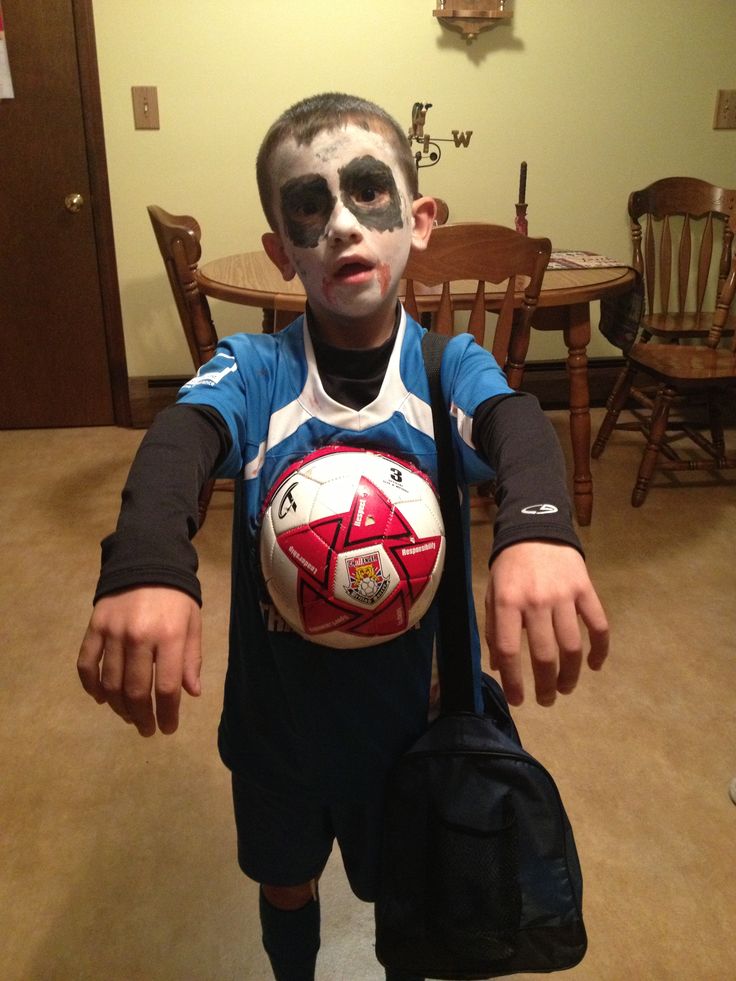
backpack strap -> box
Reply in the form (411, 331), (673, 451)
(421, 331), (475, 714)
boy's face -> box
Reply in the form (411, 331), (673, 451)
(263, 124), (434, 346)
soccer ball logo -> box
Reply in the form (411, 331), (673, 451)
(259, 446), (445, 649)
(344, 552), (390, 604)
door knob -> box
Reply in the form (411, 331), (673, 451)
(64, 193), (85, 213)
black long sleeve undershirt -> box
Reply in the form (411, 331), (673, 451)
(472, 392), (582, 559)
(94, 390), (581, 605)
(94, 404), (229, 605)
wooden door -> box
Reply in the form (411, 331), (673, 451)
(0, 0), (129, 428)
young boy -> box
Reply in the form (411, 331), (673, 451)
(78, 93), (608, 981)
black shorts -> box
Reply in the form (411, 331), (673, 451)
(231, 770), (386, 902)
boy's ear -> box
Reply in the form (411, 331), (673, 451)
(409, 196), (437, 253)
(262, 232), (296, 282)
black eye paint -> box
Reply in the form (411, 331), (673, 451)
(339, 156), (403, 233)
(279, 174), (336, 248)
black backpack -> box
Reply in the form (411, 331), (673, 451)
(374, 333), (587, 979)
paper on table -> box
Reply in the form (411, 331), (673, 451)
(548, 250), (626, 270)
(0, 4), (15, 100)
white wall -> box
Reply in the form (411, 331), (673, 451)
(92, 0), (736, 375)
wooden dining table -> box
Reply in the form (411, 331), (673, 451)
(196, 250), (636, 526)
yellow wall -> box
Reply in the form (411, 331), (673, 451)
(92, 0), (736, 376)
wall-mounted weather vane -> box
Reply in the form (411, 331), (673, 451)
(407, 102), (473, 170)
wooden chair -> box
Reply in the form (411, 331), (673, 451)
(147, 204), (226, 526)
(627, 177), (736, 344)
(403, 222), (551, 377)
(595, 179), (736, 447)
(147, 205), (219, 369)
(403, 222), (552, 509)
(592, 211), (736, 506)
(433, 197), (450, 226)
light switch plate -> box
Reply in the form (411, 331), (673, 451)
(713, 89), (736, 130)
(131, 86), (159, 130)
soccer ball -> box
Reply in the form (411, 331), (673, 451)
(259, 445), (445, 649)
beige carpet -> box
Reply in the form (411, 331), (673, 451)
(1, 410), (734, 980)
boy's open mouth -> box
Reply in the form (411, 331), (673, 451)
(333, 260), (375, 282)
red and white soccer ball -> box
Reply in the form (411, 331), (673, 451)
(259, 446), (445, 649)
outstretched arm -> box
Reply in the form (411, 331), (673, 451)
(77, 403), (230, 734)
(473, 393), (609, 705)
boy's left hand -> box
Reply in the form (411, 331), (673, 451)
(485, 541), (609, 707)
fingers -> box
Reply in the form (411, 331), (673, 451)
(485, 543), (609, 709)
(485, 584), (525, 706)
(122, 641), (157, 737)
(78, 627), (136, 726)
(579, 588), (610, 672)
(524, 609), (563, 707)
(100, 636), (135, 726)
(492, 607), (587, 707)
(181, 607), (203, 698)
(76, 588), (202, 737)
(157, 604), (203, 732)
(552, 605), (584, 696)
(514, 601), (600, 707)
(77, 625), (107, 704)
(153, 640), (183, 736)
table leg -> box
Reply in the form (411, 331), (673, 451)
(563, 302), (593, 526)
(505, 309), (531, 390)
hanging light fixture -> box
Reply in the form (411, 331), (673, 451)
(433, 1), (514, 42)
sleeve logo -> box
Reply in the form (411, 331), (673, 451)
(181, 355), (237, 389)
(521, 503), (559, 515)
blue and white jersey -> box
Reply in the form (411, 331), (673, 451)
(177, 309), (513, 778)
(179, 309), (510, 522)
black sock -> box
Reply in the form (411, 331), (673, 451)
(259, 889), (320, 981)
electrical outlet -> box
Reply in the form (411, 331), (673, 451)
(713, 89), (736, 130)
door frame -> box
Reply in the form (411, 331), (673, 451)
(73, 0), (130, 426)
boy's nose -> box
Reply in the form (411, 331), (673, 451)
(325, 200), (363, 242)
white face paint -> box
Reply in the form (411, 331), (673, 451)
(268, 125), (418, 344)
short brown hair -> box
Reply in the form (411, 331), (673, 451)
(256, 92), (418, 230)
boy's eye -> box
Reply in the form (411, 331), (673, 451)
(354, 184), (385, 206)
(340, 158), (394, 207)
(339, 155), (404, 233)
(279, 174), (336, 248)
(281, 175), (334, 222)
(294, 197), (322, 218)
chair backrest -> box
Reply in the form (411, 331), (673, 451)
(710, 212), (736, 352)
(433, 197), (450, 226)
(402, 222), (551, 373)
(628, 177), (736, 321)
(147, 205), (219, 369)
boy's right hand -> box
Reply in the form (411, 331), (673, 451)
(77, 586), (202, 737)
